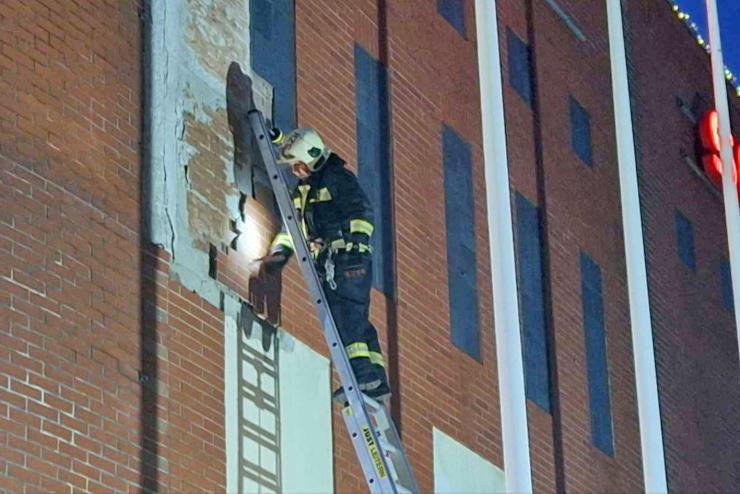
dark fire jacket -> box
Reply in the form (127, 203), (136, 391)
(270, 153), (375, 259)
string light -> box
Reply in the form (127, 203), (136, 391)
(665, 0), (740, 97)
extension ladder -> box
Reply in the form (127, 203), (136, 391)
(248, 110), (419, 494)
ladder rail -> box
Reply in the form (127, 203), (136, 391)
(365, 398), (420, 493)
(248, 110), (416, 493)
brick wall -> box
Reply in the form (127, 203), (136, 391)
(626, 1), (740, 491)
(287, 1), (502, 491)
(502, 1), (643, 492)
(3, 0), (740, 493)
(141, 247), (227, 493)
(1, 0), (147, 492)
(0, 2), (228, 493)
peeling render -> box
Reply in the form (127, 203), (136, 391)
(147, 0), (279, 315)
(147, 0), (249, 310)
(185, 0), (250, 82)
(147, 0), (179, 254)
(144, 1), (333, 488)
(182, 102), (236, 252)
(147, 0), (217, 302)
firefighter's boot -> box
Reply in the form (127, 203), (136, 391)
(332, 357), (382, 404)
(365, 365), (390, 402)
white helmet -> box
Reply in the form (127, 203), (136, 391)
(277, 128), (331, 172)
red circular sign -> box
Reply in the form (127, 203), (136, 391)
(698, 109), (739, 191)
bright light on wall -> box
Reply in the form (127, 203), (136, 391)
(232, 187), (281, 262)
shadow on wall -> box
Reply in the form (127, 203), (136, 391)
(225, 61), (284, 325)
(237, 308), (282, 492)
(140, 0), (287, 487)
(139, 2), (161, 491)
(231, 306), (334, 493)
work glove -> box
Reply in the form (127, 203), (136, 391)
(249, 252), (288, 277)
(269, 127), (284, 144)
(309, 238), (325, 254)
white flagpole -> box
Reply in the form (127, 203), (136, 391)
(474, 1), (533, 491)
(605, 1), (668, 492)
(706, 0), (740, 364)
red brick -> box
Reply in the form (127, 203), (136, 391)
(7, 433), (41, 457)
(71, 459), (102, 483)
(2, 445), (26, 468)
(43, 393), (72, 415)
(41, 419), (72, 443)
(0, 357), (28, 381)
(26, 456), (58, 479)
(27, 400), (58, 421)
(6, 463), (42, 487)
(58, 468), (87, 490)
(39, 476), (71, 494)
(2, 0), (740, 493)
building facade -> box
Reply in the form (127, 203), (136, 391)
(1, 0), (739, 493)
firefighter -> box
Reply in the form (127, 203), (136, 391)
(253, 127), (390, 403)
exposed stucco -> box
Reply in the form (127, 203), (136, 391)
(183, 102), (238, 252)
(185, 0), (249, 81)
(149, 0), (279, 313)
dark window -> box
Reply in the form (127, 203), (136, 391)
(507, 28), (533, 106)
(675, 210), (696, 270)
(354, 44), (394, 297)
(690, 92), (710, 119)
(721, 258), (734, 312)
(442, 124), (480, 359)
(437, 0), (465, 37)
(570, 97), (593, 166)
(250, 0), (296, 129)
(514, 192), (550, 412)
(580, 252), (614, 456)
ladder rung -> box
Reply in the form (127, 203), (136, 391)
(378, 439), (400, 455)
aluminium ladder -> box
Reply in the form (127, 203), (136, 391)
(248, 110), (419, 494)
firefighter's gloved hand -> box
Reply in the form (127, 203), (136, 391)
(265, 252), (288, 269)
(309, 238), (325, 254)
(249, 252), (288, 277)
(269, 127), (284, 144)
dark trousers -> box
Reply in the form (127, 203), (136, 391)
(322, 254), (383, 366)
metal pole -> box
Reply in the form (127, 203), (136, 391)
(605, 1), (668, 492)
(474, 1), (533, 491)
(706, 0), (740, 362)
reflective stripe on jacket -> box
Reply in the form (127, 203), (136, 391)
(269, 153), (375, 258)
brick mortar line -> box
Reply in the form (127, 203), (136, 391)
(1, 155), (138, 239)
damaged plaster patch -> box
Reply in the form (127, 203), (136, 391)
(183, 100), (239, 252)
(149, 0), (280, 309)
(185, 0), (249, 81)
(147, 0), (181, 252)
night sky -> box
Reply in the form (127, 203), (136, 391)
(675, 0), (740, 81)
